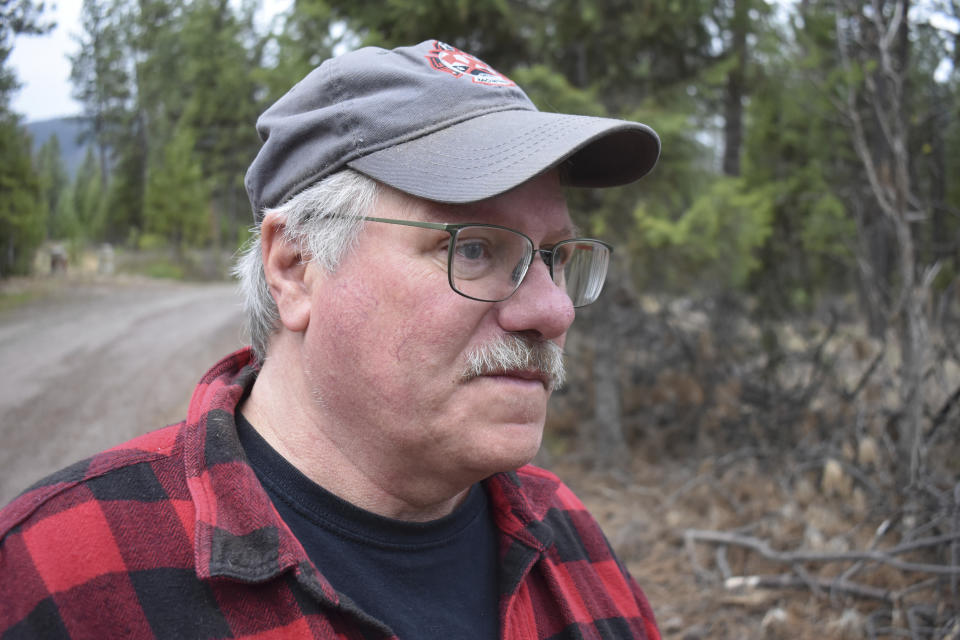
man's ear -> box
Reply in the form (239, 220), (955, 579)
(261, 212), (311, 333)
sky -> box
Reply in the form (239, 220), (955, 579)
(8, 0), (292, 123)
(9, 0), (84, 121)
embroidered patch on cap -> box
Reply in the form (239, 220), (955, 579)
(425, 41), (515, 87)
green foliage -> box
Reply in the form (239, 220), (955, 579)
(263, 0), (339, 100)
(103, 142), (147, 243)
(70, 0), (131, 168)
(63, 0), (269, 256)
(177, 0), (262, 248)
(34, 134), (70, 238)
(143, 260), (185, 280)
(137, 232), (169, 251)
(0, 115), (44, 275)
(0, 289), (39, 313)
(144, 126), (209, 251)
(734, 8), (861, 311)
(635, 176), (774, 288)
(0, 1), (54, 276)
(509, 65), (606, 117)
(179, 0), (261, 177)
(70, 147), (106, 241)
(132, 0), (188, 145)
(798, 176), (854, 260)
(323, 0), (523, 70)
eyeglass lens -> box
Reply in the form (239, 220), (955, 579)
(558, 240), (611, 307)
(449, 227), (610, 307)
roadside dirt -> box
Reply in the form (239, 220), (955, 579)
(0, 276), (244, 505)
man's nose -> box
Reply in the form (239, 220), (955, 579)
(495, 255), (575, 341)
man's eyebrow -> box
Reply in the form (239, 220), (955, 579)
(540, 224), (581, 247)
(559, 223), (581, 238)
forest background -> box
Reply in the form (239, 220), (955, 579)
(2, 0), (960, 637)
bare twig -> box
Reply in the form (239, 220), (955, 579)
(684, 529), (715, 585)
(930, 383), (960, 434)
(953, 482), (960, 606)
(907, 605), (923, 640)
(840, 518), (897, 584)
(842, 345), (887, 401)
(792, 456), (883, 498)
(715, 545), (731, 581)
(665, 474), (712, 508)
(895, 577), (938, 599)
(791, 562), (824, 597)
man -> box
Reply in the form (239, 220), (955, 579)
(0, 40), (660, 639)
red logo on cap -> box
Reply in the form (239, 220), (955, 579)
(425, 41), (515, 87)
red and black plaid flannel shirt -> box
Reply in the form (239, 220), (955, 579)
(0, 349), (660, 639)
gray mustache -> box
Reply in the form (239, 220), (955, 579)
(462, 334), (566, 391)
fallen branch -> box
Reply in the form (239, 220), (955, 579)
(724, 573), (940, 607)
(685, 529), (960, 575)
(684, 529), (716, 585)
(724, 573), (892, 603)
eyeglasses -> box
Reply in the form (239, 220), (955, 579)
(362, 217), (612, 307)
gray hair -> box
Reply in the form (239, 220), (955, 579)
(234, 169), (381, 363)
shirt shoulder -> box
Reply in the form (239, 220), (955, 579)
(498, 465), (662, 639)
(0, 423), (200, 634)
(0, 422), (190, 544)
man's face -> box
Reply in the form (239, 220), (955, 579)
(300, 171), (576, 499)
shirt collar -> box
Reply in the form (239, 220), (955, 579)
(181, 349), (340, 601)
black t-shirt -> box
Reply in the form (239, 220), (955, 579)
(235, 413), (500, 639)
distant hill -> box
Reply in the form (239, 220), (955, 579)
(25, 116), (92, 178)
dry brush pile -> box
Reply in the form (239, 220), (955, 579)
(546, 289), (960, 639)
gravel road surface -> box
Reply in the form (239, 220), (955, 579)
(0, 278), (245, 505)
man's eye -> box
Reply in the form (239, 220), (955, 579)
(455, 240), (491, 261)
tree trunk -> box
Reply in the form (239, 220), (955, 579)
(837, 0), (927, 484)
(591, 309), (626, 467)
(722, 0), (749, 177)
(581, 264), (632, 471)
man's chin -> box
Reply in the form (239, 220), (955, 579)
(468, 422), (545, 475)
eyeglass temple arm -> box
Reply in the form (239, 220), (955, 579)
(362, 217), (455, 232)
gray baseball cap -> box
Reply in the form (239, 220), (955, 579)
(245, 40), (660, 220)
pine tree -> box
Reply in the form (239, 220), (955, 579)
(70, 0), (131, 192)
(35, 134), (70, 239)
(71, 147), (106, 242)
(143, 126), (209, 253)
(0, 0), (53, 276)
(0, 116), (43, 276)
(177, 0), (262, 252)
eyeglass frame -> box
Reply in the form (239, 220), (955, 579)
(359, 216), (613, 307)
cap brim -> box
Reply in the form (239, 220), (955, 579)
(346, 109), (660, 203)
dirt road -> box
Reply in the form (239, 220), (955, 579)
(0, 278), (245, 505)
